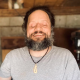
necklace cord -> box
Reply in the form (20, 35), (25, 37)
(29, 47), (49, 64)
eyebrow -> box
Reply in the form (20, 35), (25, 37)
(28, 20), (48, 24)
(27, 21), (36, 25)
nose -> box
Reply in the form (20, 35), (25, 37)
(34, 23), (42, 31)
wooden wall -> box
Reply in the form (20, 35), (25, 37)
(23, 0), (80, 8)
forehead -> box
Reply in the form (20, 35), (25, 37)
(28, 10), (50, 22)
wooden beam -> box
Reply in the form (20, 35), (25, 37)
(0, 8), (30, 17)
(0, 7), (80, 17)
(34, 0), (46, 6)
(46, 0), (56, 3)
(24, 0), (34, 8)
(46, 0), (57, 6)
(53, 0), (64, 6)
(1, 37), (25, 49)
(0, 1), (8, 9)
(50, 7), (80, 15)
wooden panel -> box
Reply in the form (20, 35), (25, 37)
(46, 0), (57, 6)
(24, 0), (34, 8)
(1, 37), (25, 49)
(0, 1), (8, 9)
(34, 0), (46, 6)
(44, 2), (55, 6)
(46, 0), (57, 2)
(0, 7), (80, 17)
(23, 0), (80, 7)
(2, 49), (11, 62)
(54, 28), (78, 56)
(50, 7), (80, 15)
(0, 0), (80, 9)
(62, 0), (80, 7)
(53, 0), (64, 6)
(0, 8), (29, 17)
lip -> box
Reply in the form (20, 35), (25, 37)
(34, 35), (43, 37)
(33, 34), (44, 38)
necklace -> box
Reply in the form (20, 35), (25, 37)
(29, 47), (49, 73)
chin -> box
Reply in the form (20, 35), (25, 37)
(33, 38), (45, 42)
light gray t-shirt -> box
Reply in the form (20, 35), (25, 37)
(0, 46), (80, 80)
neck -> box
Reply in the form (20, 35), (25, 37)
(29, 46), (52, 57)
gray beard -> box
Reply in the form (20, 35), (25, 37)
(25, 31), (54, 51)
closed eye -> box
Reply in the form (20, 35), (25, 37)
(29, 23), (36, 28)
(42, 23), (47, 27)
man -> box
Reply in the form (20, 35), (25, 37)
(0, 6), (79, 80)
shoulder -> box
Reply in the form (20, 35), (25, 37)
(10, 46), (28, 52)
(51, 46), (74, 59)
(6, 46), (28, 58)
(11, 46), (28, 52)
(51, 46), (78, 68)
(52, 46), (71, 53)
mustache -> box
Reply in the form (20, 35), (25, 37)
(31, 31), (46, 36)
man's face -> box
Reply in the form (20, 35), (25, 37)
(26, 10), (51, 42)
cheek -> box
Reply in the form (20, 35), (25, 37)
(48, 31), (51, 37)
(46, 27), (51, 36)
(26, 28), (34, 37)
(26, 28), (30, 37)
(26, 31), (29, 37)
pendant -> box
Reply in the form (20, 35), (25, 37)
(33, 64), (37, 73)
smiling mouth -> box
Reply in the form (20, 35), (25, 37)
(34, 34), (44, 38)
(31, 31), (46, 39)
